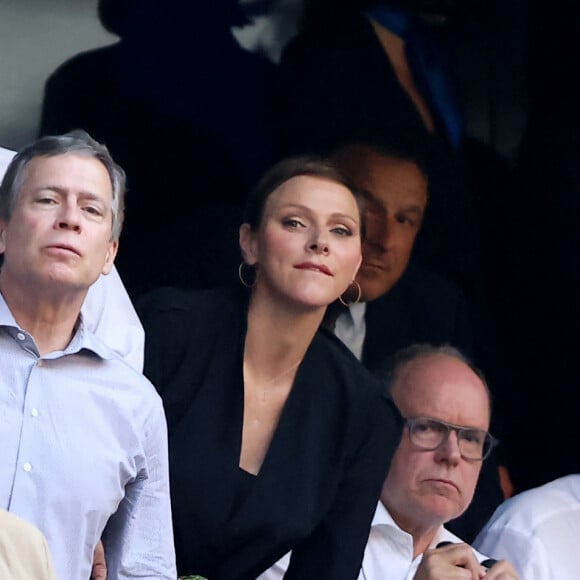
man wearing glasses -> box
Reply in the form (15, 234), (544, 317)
(370, 344), (517, 579)
(258, 343), (518, 579)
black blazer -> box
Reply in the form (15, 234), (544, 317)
(138, 286), (402, 579)
(362, 264), (474, 373)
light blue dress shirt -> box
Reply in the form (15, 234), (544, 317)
(0, 294), (176, 580)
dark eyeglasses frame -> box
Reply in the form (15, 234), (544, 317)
(404, 416), (498, 462)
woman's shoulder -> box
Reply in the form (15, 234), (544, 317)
(309, 328), (402, 459)
(313, 327), (390, 403)
(137, 285), (244, 329)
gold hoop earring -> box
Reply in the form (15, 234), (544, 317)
(339, 280), (361, 306)
(238, 261), (256, 288)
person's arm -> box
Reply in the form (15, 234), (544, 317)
(101, 402), (176, 579)
(284, 397), (401, 579)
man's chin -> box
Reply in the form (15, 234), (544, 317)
(358, 276), (398, 302)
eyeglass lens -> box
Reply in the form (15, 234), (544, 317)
(409, 417), (492, 459)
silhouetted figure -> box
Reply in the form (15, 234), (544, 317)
(273, 1), (483, 293)
(40, 0), (275, 297)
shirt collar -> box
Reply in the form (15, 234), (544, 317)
(371, 501), (449, 547)
(349, 301), (367, 328)
(0, 291), (113, 360)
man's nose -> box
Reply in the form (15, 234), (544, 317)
(367, 216), (395, 252)
(381, 217), (398, 250)
(56, 203), (81, 232)
(434, 430), (462, 465)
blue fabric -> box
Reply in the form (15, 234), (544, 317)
(0, 294), (176, 580)
(366, 4), (463, 148)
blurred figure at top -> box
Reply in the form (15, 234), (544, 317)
(40, 0), (275, 297)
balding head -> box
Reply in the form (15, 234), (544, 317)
(380, 345), (493, 538)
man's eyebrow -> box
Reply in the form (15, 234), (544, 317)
(400, 205), (424, 215)
(78, 191), (107, 204)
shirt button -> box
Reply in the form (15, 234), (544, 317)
(37, 360), (44, 367)
(23, 462), (32, 472)
(16, 332), (25, 341)
(31, 408), (39, 417)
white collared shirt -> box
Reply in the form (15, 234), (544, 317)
(359, 502), (488, 579)
(474, 474), (580, 580)
(258, 501), (487, 580)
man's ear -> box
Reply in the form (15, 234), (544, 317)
(101, 240), (118, 276)
(239, 223), (258, 266)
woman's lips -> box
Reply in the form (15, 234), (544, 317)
(294, 262), (333, 276)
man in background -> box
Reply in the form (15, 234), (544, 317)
(259, 344), (518, 579)
(331, 140), (504, 540)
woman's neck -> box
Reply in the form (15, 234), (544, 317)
(244, 288), (325, 381)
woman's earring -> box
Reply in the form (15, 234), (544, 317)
(339, 280), (362, 306)
(238, 261), (256, 288)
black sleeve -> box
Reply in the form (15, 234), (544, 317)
(136, 287), (198, 396)
(285, 395), (402, 579)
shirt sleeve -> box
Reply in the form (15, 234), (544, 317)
(101, 401), (176, 579)
(473, 524), (548, 579)
(284, 396), (401, 579)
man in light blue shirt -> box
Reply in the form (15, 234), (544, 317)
(0, 131), (176, 579)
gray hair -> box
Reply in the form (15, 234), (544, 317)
(381, 343), (492, 416)
(0, 130), (125, 241)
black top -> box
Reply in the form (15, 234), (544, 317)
(139, 286), (402, 579)
(362, 264), (474, 373)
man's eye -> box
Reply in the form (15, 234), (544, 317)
(83, 206), (102, 216)
(461, 430), (484, 445)
(37, 197), (57, 204)
(396, 215), (415, 227)
(415, 421), (437, 434)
